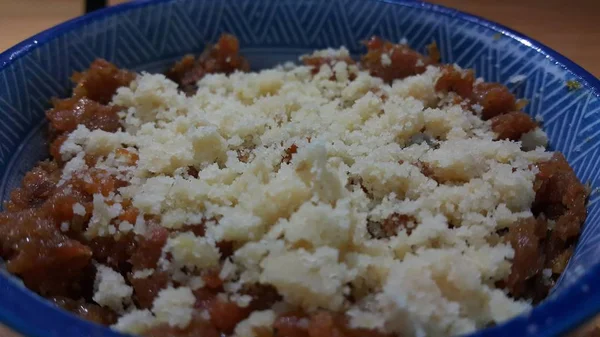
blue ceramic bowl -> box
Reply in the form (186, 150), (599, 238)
(0, 0), (599, 336)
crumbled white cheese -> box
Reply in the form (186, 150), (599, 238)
(471, 103), (484, 114)
(347, 307), (387, 330)
(133, 268), (155, 279)
(231, 293), (253, 308)
(521, 128), (548, 151)
(300, 46), (350, 61)
(381, 53), (392, 67)
(59, 125), (89, 161)
(60, 222), (70, 232)
(72, 202), (86, 216)
(220, 259), (238, 281)
(234, 310), (276, 337)
(51, 47), (557, 336)
(152, 287), (195, 328)
(376, 249), (530, 336)
(58, 152), (87, 185)
(261, 247), (355, 311)
(85, 194), (123, 238)
(281, 200), (354, 250)
(119, 220), (134, 233)
(188, 276), (206, 290)
(112, 309), (157, 334)
(161, 232), (221, 272)
(93, 265), (133, 314)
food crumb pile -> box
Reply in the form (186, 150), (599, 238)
(0, 35), (588, 337)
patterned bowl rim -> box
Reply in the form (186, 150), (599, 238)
(0, 1), (599, 337)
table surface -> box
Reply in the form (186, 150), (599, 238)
(0, 0), (598, 336)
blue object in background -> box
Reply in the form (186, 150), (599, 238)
(0, 0), (599, 336)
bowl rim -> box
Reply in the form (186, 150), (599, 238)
(0, 1), (599, 337)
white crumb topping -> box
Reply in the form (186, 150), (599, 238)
(381, 53), (392, 66)
(220, 259), (238, 281)
(300, 46), (350, 61)
(54, 49), (558, 336)
(261, 247), (355, 311)
(188, 276), (206, 290)
(521, 128), (548, 151)
(231, 293), (253, 308)
(347, 307), (387, 330)
(60, 222), (70, 232)
(152, 287), (195, 328)
(58, 152), (87, 185)
(85, 194), (123, 239)
(132, 268), (155, 279)
(72, 202), (86, 216)
(234, 310), (276, 337)
(112, 309), (157, 334)
(471, 103), (483, 114)
(93, 265), (133, 314)
(160, 232), (221, 273)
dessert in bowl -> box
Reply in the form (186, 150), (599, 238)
(0, 1), (599, 337)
